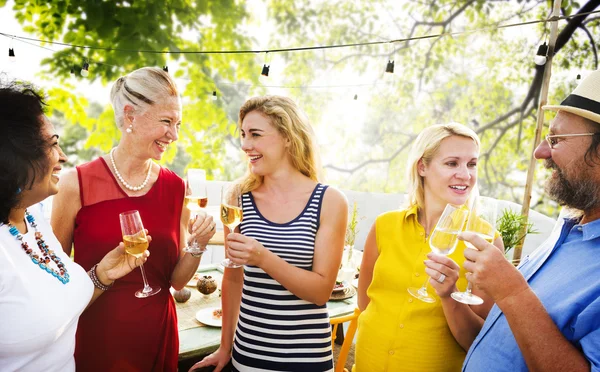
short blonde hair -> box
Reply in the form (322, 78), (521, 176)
(236, 96), (321, 194)
(406, 123), (480, 210)
(110, 67), (179, 128)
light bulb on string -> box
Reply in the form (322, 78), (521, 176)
(8, 48), (16, 62)
(260, 51), (271, 78)
(534, 42), (548, 66)
(353, 94), (358, 100)
(261, 64), (270, 77)
(212, 91), (217, 101)
(385, 60), (394, 73)
(163, 65), (169, 72)
(81, 61), (90, 77)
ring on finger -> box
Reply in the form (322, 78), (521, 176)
(436, 273), (446, 283)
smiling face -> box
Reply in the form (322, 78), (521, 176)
(240, 110), (291, 177)
(125, 96), (182, 160)
(24, 116), (67, 205)
(534, 111), (600, 212)
(419, 135), (479, 208)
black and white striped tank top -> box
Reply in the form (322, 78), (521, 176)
(231, 183), (334, 372)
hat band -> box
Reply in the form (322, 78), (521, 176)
(560, 94), (600, 116)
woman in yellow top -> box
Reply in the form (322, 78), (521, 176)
(355, 123), (503, 371)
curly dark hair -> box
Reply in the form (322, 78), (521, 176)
(0, 80), (51, 223)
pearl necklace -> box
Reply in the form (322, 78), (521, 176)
(109, 148), (153, 192)
(5, 211), (70, 284)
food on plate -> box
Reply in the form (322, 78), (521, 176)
(333, 281), (345, 290)
(212, 308), (223, 319)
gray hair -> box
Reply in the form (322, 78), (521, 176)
(110, 67), (179, 128)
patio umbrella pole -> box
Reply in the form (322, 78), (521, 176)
(513, 0), (562, 266)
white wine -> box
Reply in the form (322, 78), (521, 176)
(429, 227), (461, 255)
(464, 232), (494, 250)
(221, 204), (243, 229)
(185, 196), (208, 211)
(123, 234), (149, 257)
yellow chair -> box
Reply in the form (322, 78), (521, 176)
(330, 308), (360, 372)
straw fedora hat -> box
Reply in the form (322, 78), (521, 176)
(543, 70), (600, 124)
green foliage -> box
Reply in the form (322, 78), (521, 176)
(497, 208), (538, 255)
(4, 0), (258, 179)
(345, 202), (360, 247)
(2, 0), (597, 216)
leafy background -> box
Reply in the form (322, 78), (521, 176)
(1, 0), (599, 218)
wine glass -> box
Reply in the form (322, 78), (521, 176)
(451, 195), (497, 305)
(220, 185), (243, 269)
(119, 210), (160, 298)
(184, 169), (208, 255)
(407, 203), (469, 303)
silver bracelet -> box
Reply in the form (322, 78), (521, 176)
(189, 250), (204, 258)
(87, 263), (114, 291)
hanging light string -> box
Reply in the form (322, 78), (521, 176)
(1, 10), (598, 56)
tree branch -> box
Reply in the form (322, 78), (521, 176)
(577, 24), (598, 69)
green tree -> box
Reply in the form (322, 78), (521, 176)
(3, 0), (258, 179)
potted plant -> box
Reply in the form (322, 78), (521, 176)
(337, 203), (361, 283)
(496, 208), (537, 260)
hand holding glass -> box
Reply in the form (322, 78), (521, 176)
(451, 196), (497, 305)
(220, 185), (243, 269)
(184, 169), (208, 255)
(407, 204), (469, 303)
(119, 210), (160, 298)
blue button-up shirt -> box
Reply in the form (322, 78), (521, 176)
(463, 217), (600, 371)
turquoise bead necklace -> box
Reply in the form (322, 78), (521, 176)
(5, 210), (70, 284)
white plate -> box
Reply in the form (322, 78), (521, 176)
(196, 307), (222, 327)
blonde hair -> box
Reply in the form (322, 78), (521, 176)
(236, 96), (321, 195)
(406, 123), (480, 210)
(110, 67), (179, 128)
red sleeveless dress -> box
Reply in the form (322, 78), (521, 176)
(73, 158), (184, 372)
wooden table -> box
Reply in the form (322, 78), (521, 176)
(176, 264), (358, 361)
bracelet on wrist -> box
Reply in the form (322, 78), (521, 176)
(87, 263), (114, 291)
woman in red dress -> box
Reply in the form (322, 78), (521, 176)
(51, 67), (216, 371)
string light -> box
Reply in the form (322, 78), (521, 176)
(163, 65), (169, 72)
(8, 47), (15, 62)
(261, 64), (270, 77)
(534, 42), (548, 66)
(385, 60), (394, 73)
(353, 94), (358, 100)
(2, 10), (597, 57)
(81, 61), (90, 77)
(212, 91), (217, 100)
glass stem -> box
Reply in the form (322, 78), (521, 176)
(465, 280), (473, 295)
(418, 276), (430, 294)
(139, 263), (152, 293)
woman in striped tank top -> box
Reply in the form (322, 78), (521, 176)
(191, 96), (348, 372)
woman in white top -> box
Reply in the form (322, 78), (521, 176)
(0, 81), (149, 372)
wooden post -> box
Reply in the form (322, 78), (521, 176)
(512, 0), (562, 266)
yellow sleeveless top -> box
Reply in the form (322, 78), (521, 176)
(355, 206), (470, 372)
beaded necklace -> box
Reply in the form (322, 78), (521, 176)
(110, 148), (153, 192)
(5, 210), (70, 284)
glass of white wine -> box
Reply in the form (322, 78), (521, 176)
(220, 185), (243, 269)
(184, 169), (208, 255)
(119, 210), (160, 298)
(451, 195), (497, 305)
(407, 203), (469, 303)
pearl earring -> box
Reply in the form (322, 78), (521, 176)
(126, 125), (133, 134)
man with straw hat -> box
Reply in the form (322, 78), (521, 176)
(460, 70), (600, 371)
